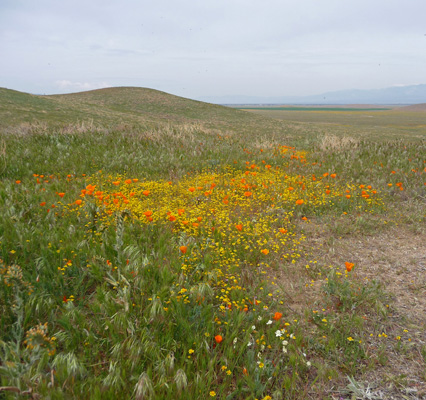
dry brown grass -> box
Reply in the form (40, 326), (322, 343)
(319, 133), (360, 151)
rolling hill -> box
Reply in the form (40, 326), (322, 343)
(0, 86), (278, 134)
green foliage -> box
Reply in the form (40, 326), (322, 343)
(0, 88), (425, 398)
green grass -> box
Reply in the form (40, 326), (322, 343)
(243, 107), (426, 141)
(0, 87), (425, 399)
(237, 107), (391, 112)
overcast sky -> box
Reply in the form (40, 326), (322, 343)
(1, 0), (426, 99)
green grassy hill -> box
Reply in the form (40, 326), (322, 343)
(0, 87), (283, 135)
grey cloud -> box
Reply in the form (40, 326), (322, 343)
(1, 0), (425, 97)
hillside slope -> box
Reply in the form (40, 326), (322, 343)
(396, 103), (426, 112)
(0, 87), (279, 134)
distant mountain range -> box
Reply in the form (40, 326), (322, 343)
(198, 84), (426, 105)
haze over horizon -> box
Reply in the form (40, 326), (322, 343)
(1, 0), (426, 100)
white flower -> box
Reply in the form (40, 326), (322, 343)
(247, 341), (252, 347)
(282, 347), (287, 353)
(258, 316), (262, 321)
(251, 325), (256, 330)
(233, 338), (238, 344)
(266, 320), (273, 325)
(275, 330), (282, 337)
(282, 340), (288, 346)
(306, 361), (311, 367)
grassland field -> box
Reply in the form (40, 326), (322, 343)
(0, 87), (425, 399)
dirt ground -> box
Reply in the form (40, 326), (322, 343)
(276, 220), (426, 399)
(326, 226), (426, 399)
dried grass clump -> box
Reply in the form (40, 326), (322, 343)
(59, 120), (103, 134)
(4, 121), (49, 137)
(319, 133), (360, 151)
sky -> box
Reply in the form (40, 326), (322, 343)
(1, 0), (426, 100)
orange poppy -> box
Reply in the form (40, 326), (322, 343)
(75, 199), (82, 205)
(112, 181), (120, 186)
(345, 262), (354, 272)
(273, 312), (283, 321)
(179, 246), (187, 254)
(261, 249), (269, 255)
(295, 199), (304, 205)
(57, 192), (65, 198)
(142, 190), (150, 196)
(124, 179), (132, 184)
(188, 187), (195, 192)
(215, 335), (223, 344)
(144, 210), (153, 217)
(235, 224), (243, 231)
(244, 191), (252, 197)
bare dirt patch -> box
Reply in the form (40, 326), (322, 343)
(284, 223), (426, 398)
(323, 227), (426, 328)
(327, 227), (426, 398)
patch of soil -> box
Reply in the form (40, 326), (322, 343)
(293, 224), (426, 399)
(327, 227), (426, 398)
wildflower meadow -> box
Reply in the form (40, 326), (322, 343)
(1, 87), (425, 399)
